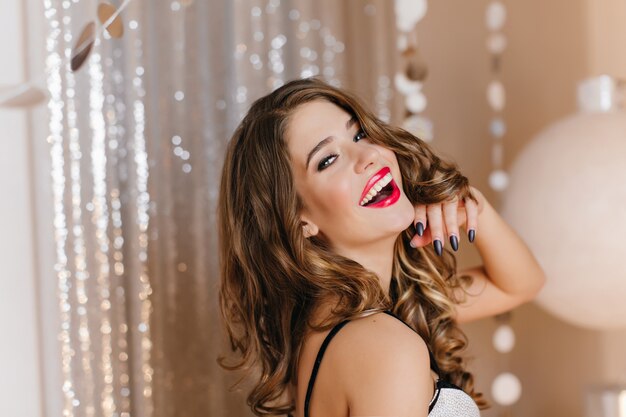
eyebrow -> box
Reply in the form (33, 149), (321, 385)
(305, 116), (357, 170)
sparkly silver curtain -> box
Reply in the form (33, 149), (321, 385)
(40, 0), (398, 416)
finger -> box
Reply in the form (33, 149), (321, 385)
(464, 196), (479, 243)
(413, 204), (427, 236)
(455, 197), (468, 229)
(443, 197), (460, 251)
(426, 204), (445, 256)
(409, 224), (432, 248)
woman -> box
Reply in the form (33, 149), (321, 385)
(217, 77), (546, 417)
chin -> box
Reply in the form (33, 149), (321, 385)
(397, 196), (417, 226)
(382, 202), (415, 235)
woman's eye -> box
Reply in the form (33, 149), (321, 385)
(353, 129), (366, 142)
(316, 130), (366, 172)
(317, 154), (338, 171)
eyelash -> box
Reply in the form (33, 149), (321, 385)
(317, 129), (367, 171)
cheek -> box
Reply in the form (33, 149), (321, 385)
(308, 176), (354, 220)
(320, 178), (353, 210)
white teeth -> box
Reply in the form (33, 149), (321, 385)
(360, 173), (393, 206)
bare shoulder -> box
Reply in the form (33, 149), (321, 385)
(325, 312), (433, 417)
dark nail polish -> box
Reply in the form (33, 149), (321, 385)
(450, 235), (458, 251)
(468, 229), (475, 243)
(416, 222), (424, 236)
(434, 239), (443, 256)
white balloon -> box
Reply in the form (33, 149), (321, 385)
(394, 0), (428, 32)
(486, 1), (507, 31)
(487, 80), (506, 111)
(492, 324), (516, 353)
(502, 106), (626, 329)
(405, 92), (427, 113)
(492, 373), (522, 406)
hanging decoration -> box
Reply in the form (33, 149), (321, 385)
(492, 372), (522, 406)
(70, 22), (97, 72)
(98, 2), (125, 39)
(490, 312), (522, 408)
(0, 0), (130, 108)
(486, 1), (509, 192)
(484, 1), (522, 410)
(393, 0), (433, 142)
(69, 0), (129, 72)
(0, 84), (47, 108)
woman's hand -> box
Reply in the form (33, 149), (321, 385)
(409, 185), (486, 255)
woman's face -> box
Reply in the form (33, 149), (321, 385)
(285, 99), (415, 253)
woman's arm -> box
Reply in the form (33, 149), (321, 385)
(453, 198), (546, 323)
(410, 186), (547, 323)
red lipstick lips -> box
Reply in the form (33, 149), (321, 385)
(360, 167), (401, 208)
(361, 167), (390, 200)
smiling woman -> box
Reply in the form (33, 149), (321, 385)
(217, 77), (545, 417)
(284, 99), (415, 268)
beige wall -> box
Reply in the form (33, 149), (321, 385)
(1, 1), (60, 416)
(415, 1), (626, 416)
(586, 0), (626, 79)
(0, 1), (44, 416)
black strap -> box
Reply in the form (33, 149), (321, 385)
(303, 318), (350, 417)
(303, 310), (441, 417)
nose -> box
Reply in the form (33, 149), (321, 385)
(354, 142), (379, 174)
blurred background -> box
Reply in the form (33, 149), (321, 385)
(1, 0), (625, 416)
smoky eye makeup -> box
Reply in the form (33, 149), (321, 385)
(317, 153), (338, 171)
(315, 127), (367, 172)
(353, 128), (366, 142)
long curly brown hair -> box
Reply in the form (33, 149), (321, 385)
(217, 77), (489, 416)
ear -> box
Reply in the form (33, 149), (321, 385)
(300, 217), (319, 238)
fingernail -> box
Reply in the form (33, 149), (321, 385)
(410, 240), (416, 248)
(416, 222), (424, 237)
(434, 239), (443, 256)
(450, 235), (458, 251)
(468, 229), (475, 243)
